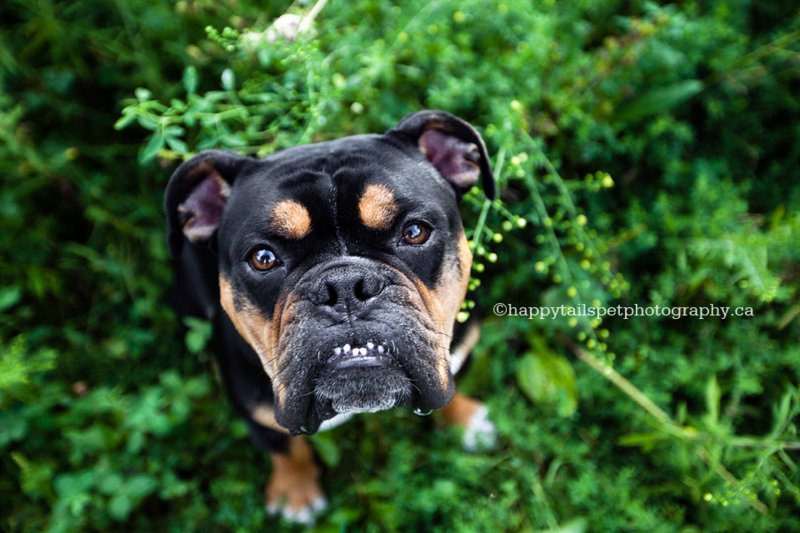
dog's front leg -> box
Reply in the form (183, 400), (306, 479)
(266, 435), (327, 525)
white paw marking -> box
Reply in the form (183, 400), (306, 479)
(462, 405), (497, 452)
(267, 496), (327, 526)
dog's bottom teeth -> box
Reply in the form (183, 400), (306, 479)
(331, 343), (390, 359)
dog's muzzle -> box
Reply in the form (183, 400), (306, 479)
(272, 258), (454, 434)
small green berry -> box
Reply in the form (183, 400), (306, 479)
(567, 286), (577, 298)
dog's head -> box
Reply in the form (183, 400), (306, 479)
(165, 111), (494, 434)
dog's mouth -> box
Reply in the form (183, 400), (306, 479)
(274, 337), (452, 435)
(314, 341), (413, 415)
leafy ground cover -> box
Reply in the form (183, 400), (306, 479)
(2, 1), (799, 531)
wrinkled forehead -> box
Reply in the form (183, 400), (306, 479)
(223, 136), (457, 235)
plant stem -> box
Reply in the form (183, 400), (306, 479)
(564, 339), (770, 514)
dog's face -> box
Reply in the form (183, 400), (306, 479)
(165, 111), (494, 434)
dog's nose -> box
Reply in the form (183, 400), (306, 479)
(310, 268), (386, 309)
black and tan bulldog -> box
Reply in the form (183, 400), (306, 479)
(165, 110), (497, 524)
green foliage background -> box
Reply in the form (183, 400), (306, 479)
(2, 0), (800, 531)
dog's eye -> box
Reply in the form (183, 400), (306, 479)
(248, 248), (280, 271)
(401, 222), (431, 245)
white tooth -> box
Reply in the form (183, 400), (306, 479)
(359, 348), (367, 356)
(377, 345), (385, 353)
(366, 342), (374, 349)
(343, 344), (351, 353)
(334, 347), (341, 356)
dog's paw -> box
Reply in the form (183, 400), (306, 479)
(266, 439), (327, 526)
(266, 478), (327, 526)
(266, 491), (326, 526)
(461, 404), (497, 452)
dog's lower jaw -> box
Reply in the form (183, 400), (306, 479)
(314, 365), (413, 416)
(329, 395), (400, 415)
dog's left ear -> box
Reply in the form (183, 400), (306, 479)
(387, 110), (495, 199)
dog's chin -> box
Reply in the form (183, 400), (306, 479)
(276, 364), (433, 435)
(315, 366), (413, 415)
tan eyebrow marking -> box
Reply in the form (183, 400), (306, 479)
(358, 183), (399, 231)
(269, 199), (312, 239)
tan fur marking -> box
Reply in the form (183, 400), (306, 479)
(219, 276), (299, 409)
(266, 436), (324, 512)
(433, 231), (472, 328)
(429, 230), (473, 386)
(390, 230), (472, 391)
(219, 276), (284, 406)
(251, 404), (289, 433)
(219, 277), (275, 374)
(439, 393), (482, 427)
(270, 199), (312, 239)
(408, 277), (450, 388)
(358, 183), (399, 230)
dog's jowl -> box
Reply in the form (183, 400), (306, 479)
(165, 110), (497, 523)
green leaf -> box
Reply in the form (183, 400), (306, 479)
(0, 286), (21, 312)
(0, 414), (27, 448)
(165, 135), (188, 155)
(134, 87), (152, 102)
(113, 110), (137, 131)
(516, 337), (578, 417)
(98, 473), (123, 495)
(614, 80), (703, 122)
(139, 132), (164, 164)
(183, 317), (212, 354)
(551, 518), (589, 533)
(108, 493), (132, 521)
(310, 431), (341, 467)
(705, 375), (721, 424)
(618, 431), (668, 451)
(183, 65), (198, 94)
(126, 474), (158, 499)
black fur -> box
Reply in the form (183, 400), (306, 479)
(166, 111), (493, 444)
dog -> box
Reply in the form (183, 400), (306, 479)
(164, 110), (497, 524)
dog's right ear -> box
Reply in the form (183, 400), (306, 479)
(164, 150), (251, 256)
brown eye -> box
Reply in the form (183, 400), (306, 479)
(249, 248), (279, 271)
(402, 222), (431, 245)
